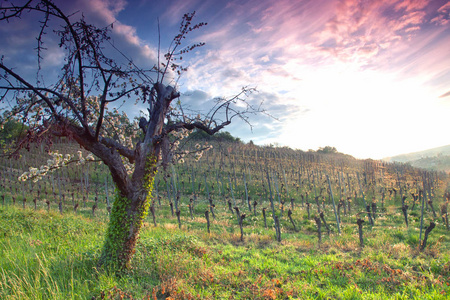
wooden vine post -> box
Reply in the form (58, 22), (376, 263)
(357, 218), (364, 248)
(205, 210), (210, 234)
(287, 209), (298, 232)
(326, 175), (341, 234)
(420, 222), (436, 251)
(314, 216), (322, 246)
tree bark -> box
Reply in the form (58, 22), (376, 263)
(96, 83), (178, 270)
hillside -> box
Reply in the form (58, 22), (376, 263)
(384, 144), (450, 172)
(1, 138), (449, 299)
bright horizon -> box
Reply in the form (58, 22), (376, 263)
(1, 0), (449, 160)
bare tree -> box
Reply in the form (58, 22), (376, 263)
(0, 0), (261, 271)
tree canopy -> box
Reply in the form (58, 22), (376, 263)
(0, 119), (27, 145)
(317, 146), (338, 154)
(189, 129), (242, 143)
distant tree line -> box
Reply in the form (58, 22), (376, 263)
(316, 146), (338, 154)
(0, 119), (27, 145)
(189, 129), (242, 143)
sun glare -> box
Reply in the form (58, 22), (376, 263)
(278, 66), (446, 159)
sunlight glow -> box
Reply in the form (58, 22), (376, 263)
(278, 66), (447, 159)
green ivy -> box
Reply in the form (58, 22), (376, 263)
(140, 155), (157, 226)
(99, 193), (132, 270)
(99, 155), (158, 271)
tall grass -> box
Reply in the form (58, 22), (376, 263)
(0, 207), (104, 299)
(1, 204), (449, 299)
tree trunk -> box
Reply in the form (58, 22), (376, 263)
(99, 157), (157, 271)
(96, 83), (177, 271)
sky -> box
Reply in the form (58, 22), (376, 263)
(1, 0), (450, 159)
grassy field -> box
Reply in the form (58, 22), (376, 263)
(1, 198), (449, 299)
(1, 140), (449, 299)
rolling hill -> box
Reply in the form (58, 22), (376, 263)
(383, 144), (450, 172)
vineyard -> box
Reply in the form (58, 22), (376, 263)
(1, 138), (450, 299)
(1, 1), (449, 298)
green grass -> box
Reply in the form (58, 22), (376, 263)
(0, 206), (104, 299)
(1, 203), (449, 300)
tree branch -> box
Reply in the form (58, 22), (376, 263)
(0, 1), (34, 21)
(0, 82), (86, 127)
(99, 136), (135, 163)
(162, 120), (231, 138)
(44, 1), (88, 123)
(0, 62), (57, 115)
(95, 73), (112, 140)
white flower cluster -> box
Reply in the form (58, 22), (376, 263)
(195, 144), (213, 161)
(124, 163), (134, 175)
(172, 143), (213, 164)
(176, 150), (190, 164)
(171, 128), (191, 140)
(1, 96), (46, 138)
(194, 151), (204, 161)
(18, 150), (96, 182)
(18, 151), (69, 182)
(76, 150), (95, 165)
(170, 128), (193, 164)
(122, 156), (135, 175)
(86, 95), (101, 124)
(98, 108), (137, 149)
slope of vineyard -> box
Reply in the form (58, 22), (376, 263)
(1, 139), (449, 299)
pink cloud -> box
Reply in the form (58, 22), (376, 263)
(181, 0), (450, 103)
(438, 1), (450, 12)
(431, 1), (450, 25)
(78, 0), (127, 24)
(394, 0), (428, 12)
(431, 16), (450, 25)
(307, 0), (444, 67)
(404, 26), (422, 33)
